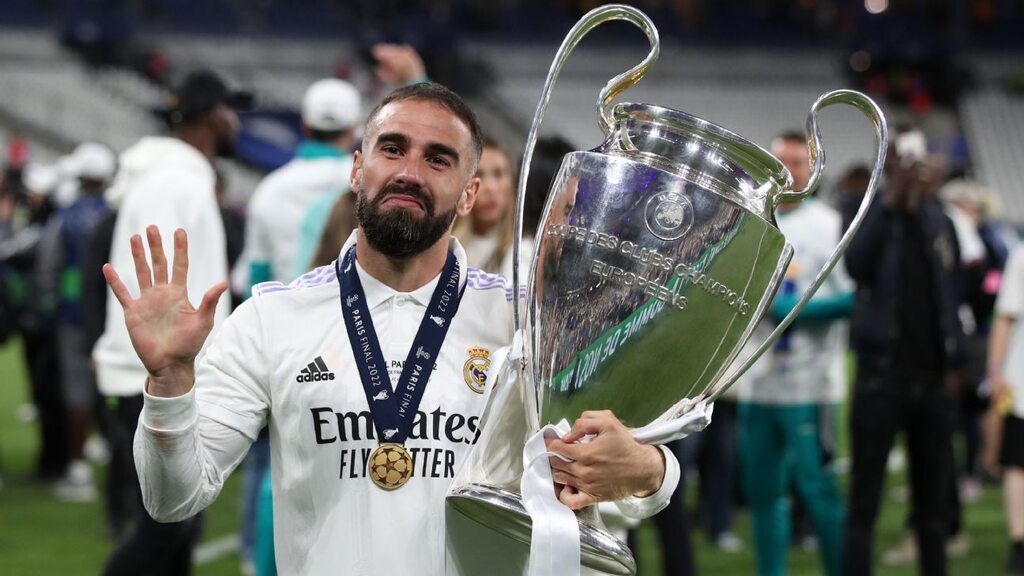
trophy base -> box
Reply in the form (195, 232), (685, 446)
(446, 483), (636, 575)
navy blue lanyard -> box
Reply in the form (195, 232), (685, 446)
(337, 246), (463, 444)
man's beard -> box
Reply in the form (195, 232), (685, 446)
(356, 182), (458, 259)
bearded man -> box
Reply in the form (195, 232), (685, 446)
(104, 82), (677, 574)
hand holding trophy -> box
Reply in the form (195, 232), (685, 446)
(448, 4), (888, 575)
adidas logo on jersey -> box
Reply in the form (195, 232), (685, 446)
(297, 356), (336, 383)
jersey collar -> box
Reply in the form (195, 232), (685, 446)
(339, 230), (469, 311)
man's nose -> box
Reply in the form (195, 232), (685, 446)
(393, 155), (426, 188)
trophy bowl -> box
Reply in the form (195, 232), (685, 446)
(531, 103), (794, 428)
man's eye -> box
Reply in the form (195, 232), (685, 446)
(428, 156), (451, 168)
(381, 145), (402, 155)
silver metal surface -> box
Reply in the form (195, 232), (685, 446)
(447, 484), (635, 575)
(530, 148), (789, 426)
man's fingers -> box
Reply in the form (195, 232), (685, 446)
(171, 228), (189, 287)
(558, 484), (596, 511)
(546, 438), (584, 464)
(103, 263), (133, 308)
(548, 451), (578, 474)
(130, 234), (153, 291)
(578, 410), (614, 420)
(562, 417), (608, 444)
(197, 282), (228, 319)
(147, 226), (169, 284)
(551, 470), (582, 490)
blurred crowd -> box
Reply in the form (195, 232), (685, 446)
(1, 40), (1024, 576)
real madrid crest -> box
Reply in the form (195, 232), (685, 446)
(644, 190), (694, 241)
(463, 347), (491, 394)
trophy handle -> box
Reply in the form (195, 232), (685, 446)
(707, 89), (889, 403)
(512, 3), (660, 333)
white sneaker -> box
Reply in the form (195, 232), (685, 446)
(882, 533), (917, 566)
(947, 533), (971, 558)
(84, 435), (110, 465)
(715, 532), (745, 553)
(53, 460), (97, 503)
(15, 403), (38, 423)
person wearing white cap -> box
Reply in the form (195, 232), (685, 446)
(234, 77), (361, 573)
(238, 78), (361, 291)
(37, 142), (116, 502)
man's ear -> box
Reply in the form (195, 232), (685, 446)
(458, 176), (481, 217)
(350, 150), (362, 193)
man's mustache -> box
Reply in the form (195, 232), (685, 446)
(372, 183), (434, 214)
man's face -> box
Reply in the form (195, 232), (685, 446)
(351, 99), (480, 259)
(772, 138), (810, 192)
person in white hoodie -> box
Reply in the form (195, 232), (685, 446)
(94, 69), (245, 576)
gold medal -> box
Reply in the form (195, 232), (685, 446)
(368, 443), (413, 490)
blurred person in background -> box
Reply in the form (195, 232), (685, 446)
(80, 152), (133, 538)
(735, 131), (852, 576)
(841, 129), (963, 576)
(234, 76), (360, 575)
(881, 178), (1003, 567)
(238, 78), (360, 291)
(0, 161), (67, 482)
(987, 242), (1024, 574)
(94, 69), (243, 576)
(37, 142), (116, 503)
(940, 181), (1018, 485)
(454, 138), (515, 275)
(943, 179), (1011, 497)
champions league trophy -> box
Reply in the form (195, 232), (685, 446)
(447, 4), (887, 575)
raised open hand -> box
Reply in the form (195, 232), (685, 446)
(103, 226), (227, 397)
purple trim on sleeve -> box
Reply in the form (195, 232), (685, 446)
(254, 262), (338, 296)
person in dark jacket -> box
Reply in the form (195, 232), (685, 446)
(840, 130), (964, 576)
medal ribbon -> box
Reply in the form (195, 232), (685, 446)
(337, 245), (463, 444)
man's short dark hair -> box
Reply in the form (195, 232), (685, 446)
(774, 130), (806, 146)
(363, 82), (484, 170)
